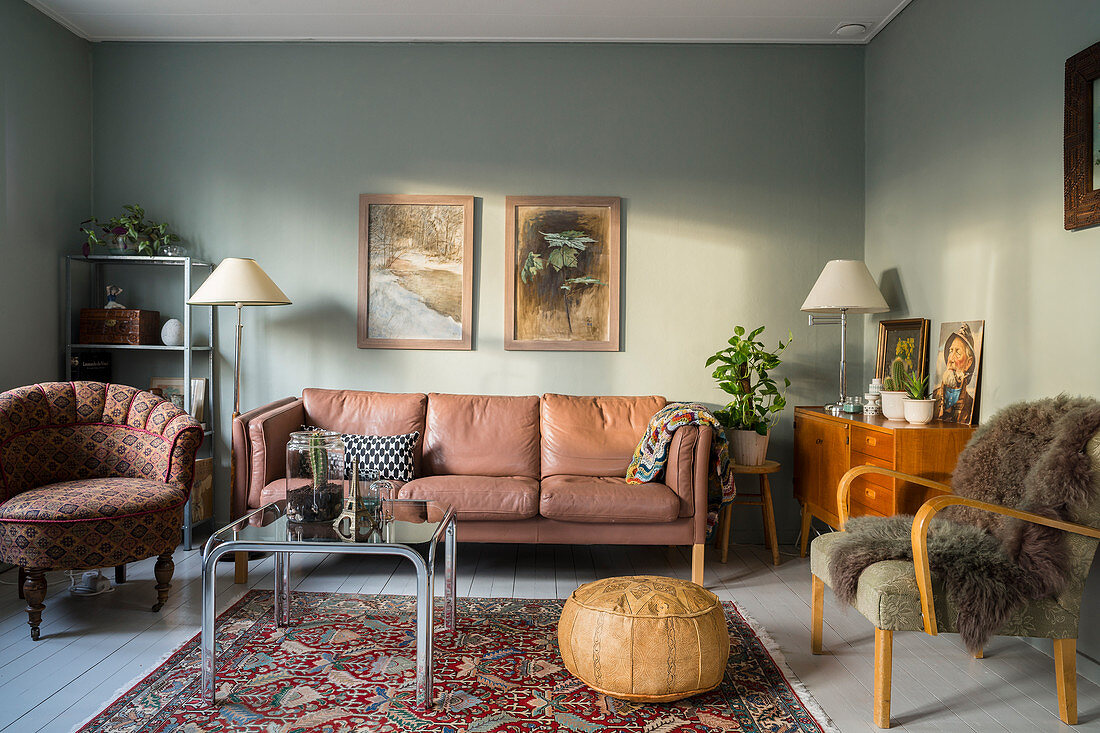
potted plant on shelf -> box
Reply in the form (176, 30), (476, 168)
(880, 340), (914, 421)
(706, 325), (791, 465)
(80, 204), (182, 257)
(902, 372), (934, 424)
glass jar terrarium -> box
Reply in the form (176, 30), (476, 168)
(285, 430), (345, 523)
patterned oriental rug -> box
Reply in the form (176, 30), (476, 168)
(78, 591), (838, 732)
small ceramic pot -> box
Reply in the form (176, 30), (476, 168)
(879, 391), (908, 421)
(903, 398), (935, 425)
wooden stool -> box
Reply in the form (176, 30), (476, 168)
(714, 460), (781, 565)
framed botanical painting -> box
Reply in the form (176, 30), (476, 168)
(931, 320), (984, 425)
(504, 196), (621, 351)
(357, 194), (474, 349)
(875, 318), (930, 383)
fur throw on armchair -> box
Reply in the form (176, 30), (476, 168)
(828, 396), (1100, 651)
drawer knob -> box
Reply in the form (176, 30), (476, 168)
(815, 438), (823, 445)
(866, 437), (877, 446)
(865, 488), (876, 499)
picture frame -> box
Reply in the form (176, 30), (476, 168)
(931, 320), (985, 426)
(504, 196), (621, 351)
(150, 377), (206, 420)
(875, 318), (930, 383)
(357, 194), (474, 350)
(1064, 40), (1100, 230)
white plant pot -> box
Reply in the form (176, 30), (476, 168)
(879, 391), (908, 421)
(728, 429), (770, 466)
(903, 398), (935, 425)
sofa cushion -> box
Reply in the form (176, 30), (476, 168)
(0, 477), (188, 523)
(400, 475), (539, 521)
(423, 394), (540, 478)
(539, 475), (679, 523)
(303, 389), (427, 473)
(540, 394), (667, 478)
(341, 431), (419, 482)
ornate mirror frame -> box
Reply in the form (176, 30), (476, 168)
(1065, 41), (1100, 230)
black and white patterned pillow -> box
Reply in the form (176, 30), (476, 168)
(341, 431), (419, 482)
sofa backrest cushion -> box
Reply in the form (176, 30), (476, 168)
(303, 388), (427, 473)
(540, 394), (667, 478)
(423, 393), (541, 478)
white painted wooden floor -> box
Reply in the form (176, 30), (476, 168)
(0, 540), (1096, 732)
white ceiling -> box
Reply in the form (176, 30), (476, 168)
(25, 0), (912, 44)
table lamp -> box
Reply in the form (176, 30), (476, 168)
(801, 260), (888, 412)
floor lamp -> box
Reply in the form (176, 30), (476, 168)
(188, 258), (291, 579)
(801, 260), (888, 412)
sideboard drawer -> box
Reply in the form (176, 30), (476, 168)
(850, 451), (894, 489)
(850, 481), (893, 517)
(851, 425), (894, 461)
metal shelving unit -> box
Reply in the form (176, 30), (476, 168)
(65, 255), (216, 549)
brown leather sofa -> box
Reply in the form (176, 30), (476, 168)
(233, 389), (713, 583)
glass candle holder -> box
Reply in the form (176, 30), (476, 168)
(286, 430), (346, 523)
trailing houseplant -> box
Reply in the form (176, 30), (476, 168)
(706, 325), (792, 465)
(80, 204), (181, 257)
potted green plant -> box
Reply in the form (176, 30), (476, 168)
(706, 325), (792, 465)
(901, 372), (934, 424)
(880, 339), (914, 421)
(80, 204), (182, 257)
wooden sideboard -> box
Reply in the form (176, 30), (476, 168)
(793, 406), (976, 556)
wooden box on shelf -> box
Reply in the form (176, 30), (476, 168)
(78, 308), (160, 345)
(793, 406), (976, 555)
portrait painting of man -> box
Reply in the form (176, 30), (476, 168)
(932, 320), (984, 425)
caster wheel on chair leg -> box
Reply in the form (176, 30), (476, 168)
(151, 601), (165, 612)
(30, 627), (40, 641)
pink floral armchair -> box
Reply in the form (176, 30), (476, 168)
(0, 382), (203, 640)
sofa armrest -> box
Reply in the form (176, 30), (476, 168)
(247, 398), (305, 511)
(231, 397), (297, 519)
(664, 424), (713, 543)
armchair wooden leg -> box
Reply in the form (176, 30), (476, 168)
(234, 551), (249, 584)
(799, 504), (812, 557)
(115, 564), (127, 584)
(18, 566), (25, 599)
(874, 627), (892, 728)
(811, 574), (824, 654)
(1054, 638), (1078, 725)
(691, 544), (704, 586)
(973, 648), (983, 659)
(152, 553), (174, 612)
(23, 569), (46, 641)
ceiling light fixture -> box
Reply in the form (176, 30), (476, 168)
(834, 23), (868, 37)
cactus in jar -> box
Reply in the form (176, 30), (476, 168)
(308, 432), (329, 489)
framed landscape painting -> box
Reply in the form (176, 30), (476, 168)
(358, 194), (474, 349)
(504, 196), (620, 351)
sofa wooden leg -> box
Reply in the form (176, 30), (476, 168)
(24, 569), (46, 641)
(874, 627), (893, 728)
(115, 564), (127, 584)
(1054, 638), (1078, 725)
(153, 553), (174, 612)
(691, 544), (704, 586)
(234, 551), (249, 584)
(811, 574), (824, 654)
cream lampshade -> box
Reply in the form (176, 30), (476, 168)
(187, 257), (291, 307)
(801, 260), (888, 410)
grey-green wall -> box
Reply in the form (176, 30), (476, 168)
(0, 1), (91, 389)
(90, 42), (867, 536)
(864, 0), (1100, 669)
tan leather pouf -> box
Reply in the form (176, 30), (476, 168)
(558, 575), (730, 702)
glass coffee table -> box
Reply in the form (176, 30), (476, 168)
(200, 499), (456, 709)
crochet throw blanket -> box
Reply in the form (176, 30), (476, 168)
(626, 403), (734, 538)
(828, 396), (1100, 652)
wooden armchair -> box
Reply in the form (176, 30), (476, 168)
(810, 448), (1100, 728)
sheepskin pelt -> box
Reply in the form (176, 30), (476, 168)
(827, 396), (1100, 651)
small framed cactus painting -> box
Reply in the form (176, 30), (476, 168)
(875, 318), (930, 386)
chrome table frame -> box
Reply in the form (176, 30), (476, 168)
(200, 502), (457, 709)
